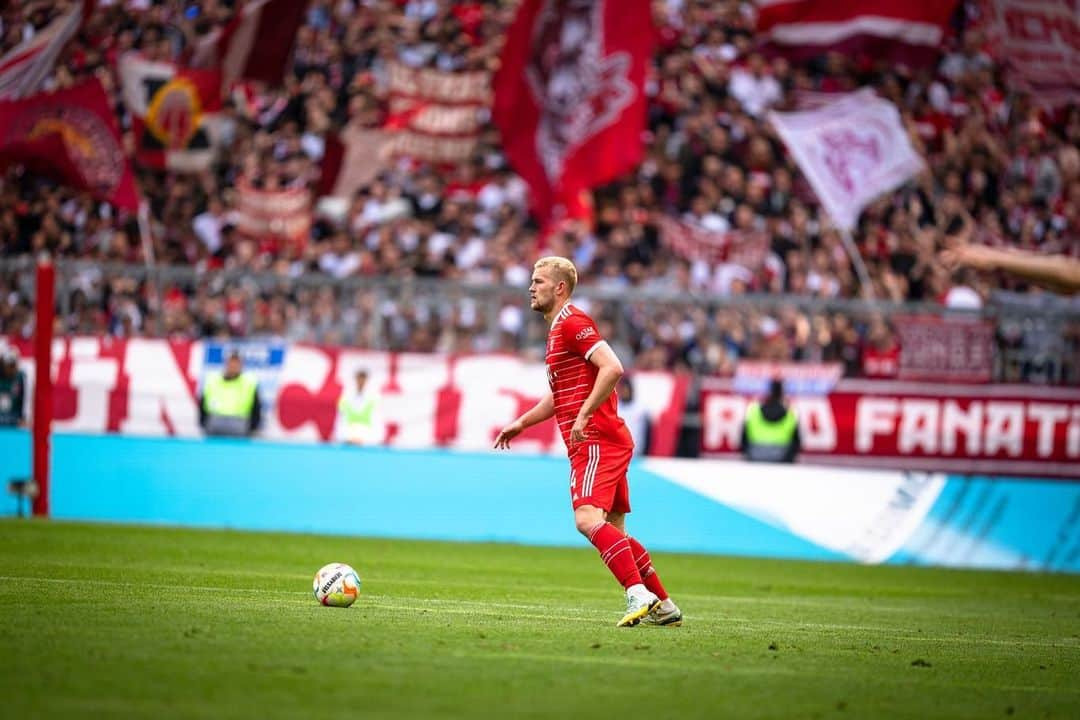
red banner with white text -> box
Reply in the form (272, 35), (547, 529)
(6, 337), (689, 457)
(701, 377), (1080, 477)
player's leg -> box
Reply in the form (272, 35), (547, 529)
(573, 504), (641, 591)
(609, 488), (682, 626)
(572, 443), (658, 626)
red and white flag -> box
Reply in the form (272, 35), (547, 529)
(191, 0), (307, 89)
(317, 104), (429, 200)
(768, 90), (924, 231)
(492, 0), (654, 231)
(119, 53), (224, 172)
(755, 0), (958, 67)
(0, 78), (139, 210)
(0, 1), (95, 100)
(984, 0), (1079, 108)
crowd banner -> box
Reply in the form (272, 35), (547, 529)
(8, 337), (687, 457)
(234, 178), (312, 246)
(385, 61), (490, 164)
(755, 0), (959, 68)
(701, 374), (1080, 478)
(893, 314), (995, 382)
(985, 0), (1080, 108)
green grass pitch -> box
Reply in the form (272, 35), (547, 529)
(1, 520), (1078, 719)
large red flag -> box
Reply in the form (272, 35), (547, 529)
(191, 0), (307, 89)
(0, 78), (139, 211)
(492, 0), (654, 232)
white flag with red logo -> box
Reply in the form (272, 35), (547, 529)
(755, 0), (958, 67)
(0, 1), (95, 100)
(768, 90), (924, 231)
(119, 53), (223, 172)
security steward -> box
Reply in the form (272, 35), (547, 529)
(199, 351), (261, 437)
(740, 378), (799, 463)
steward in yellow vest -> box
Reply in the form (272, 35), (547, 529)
(740, 378), (800, 463)
(337, 369), (383, 445)
(199, 352), (261, 437)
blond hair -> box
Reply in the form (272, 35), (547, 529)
(534, 256), (578, 295)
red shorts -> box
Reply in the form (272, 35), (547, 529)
(569, 442), (633, 513)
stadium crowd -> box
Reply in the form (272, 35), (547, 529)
(0, 0), (1078, 381)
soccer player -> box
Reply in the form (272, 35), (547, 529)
(494, 257), (682, 627)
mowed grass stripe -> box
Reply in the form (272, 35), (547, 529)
(3, 573), (1075, 649)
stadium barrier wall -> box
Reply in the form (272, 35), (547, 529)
(5, 336), (689, 456)
(7, 336), (1080, 477)
(1, 430), (1076, 573)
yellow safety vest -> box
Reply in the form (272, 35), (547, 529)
(338, 393), (378, 428)
(745, 402), (798, 461)
(203, 372), (258, 418)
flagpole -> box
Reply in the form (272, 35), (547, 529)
(837, 226), (876, 302)
(137, 199), (165, 336)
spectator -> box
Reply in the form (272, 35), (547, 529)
(0, 347), (26, 427)
(336, 368), (383, 446)
(198, 351), (261, 437)
(740, 378), (800, 463)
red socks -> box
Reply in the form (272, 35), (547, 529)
(586, 522), (642, 589)
(627, 535), (669, 601)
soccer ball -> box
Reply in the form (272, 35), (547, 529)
(313, 563), (361, 607)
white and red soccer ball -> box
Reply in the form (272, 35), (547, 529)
(313, 563), (361, 607)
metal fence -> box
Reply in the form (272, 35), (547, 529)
(3, 256), (1079, 384)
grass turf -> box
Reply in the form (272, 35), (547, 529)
(1, 520), (1078, 719)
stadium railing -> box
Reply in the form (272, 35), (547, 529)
(2, 256), (1078, 386)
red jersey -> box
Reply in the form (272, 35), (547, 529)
(546, 304), (633, 453)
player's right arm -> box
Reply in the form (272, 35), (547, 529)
(494, 392), (554, 449)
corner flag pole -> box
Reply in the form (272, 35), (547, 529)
(32, 257), (55, 517)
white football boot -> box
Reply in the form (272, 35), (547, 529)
(616, 584), (661, 627)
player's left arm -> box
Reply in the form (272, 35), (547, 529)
(570, 341), (624, 444)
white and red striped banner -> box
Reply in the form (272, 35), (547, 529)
(234, 179), (312, 245)
(7, 337), (690, 457)
(385, 61), (490, 164)
(755, 0), (958, 66)
(0, 0), (94, 101)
